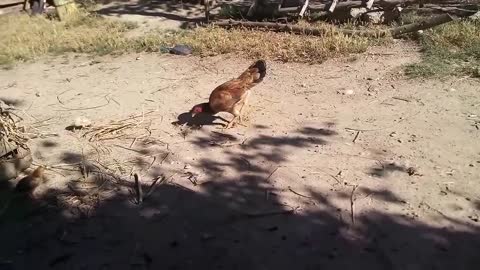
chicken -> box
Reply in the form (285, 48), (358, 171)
(190, 60), (267, 129)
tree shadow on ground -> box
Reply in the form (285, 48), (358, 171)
(1, 124), (479, 270)
(95, 0), (218, 29)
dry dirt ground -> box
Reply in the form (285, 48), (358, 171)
(1, 42), (480, 270)
(1, 2), (480, 270)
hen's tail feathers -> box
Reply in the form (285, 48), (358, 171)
(250, 60), (267, 82)
(238, 59), (267, 84)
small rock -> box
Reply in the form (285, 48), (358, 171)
(350, 7), (367, 18)
(469, 163), (475, 167)
(406, 167), (417, 176)
(201, 233), (214, 241)
(301, 83), (307, 88)
(136, 56), (141, 60)
(35, 92), (41, 97)
(169, 45), (192, 56)
(448, 88), (456, 92)
(344, 89), (355, 95)
(468, 215), (479, 222)
(267, 226), (279, 232)
(389, 132), (397, 137)
(184, 164), (191, 170)
(71, 116), (92, 129)
(139, 208), (163, 219)
(397, 139), (403, 143)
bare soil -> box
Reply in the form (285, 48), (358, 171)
(1, 2), (480, 269)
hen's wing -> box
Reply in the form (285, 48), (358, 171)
(209, 79), (249, 114)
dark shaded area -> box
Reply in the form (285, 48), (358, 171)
(96, 0), (210, 29)
(40, 140), (58, 148)
(368, 161), (408, 178)
(172, 111), (229, 127)
(358, 187), (407, 204)
(1, 124), (479, 270)
(0, 97), (24, 107)
(0, 1), (23, 9)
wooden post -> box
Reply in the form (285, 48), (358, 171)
(52, 0), (78, 21)
(247, 0), (258, 17)
(299, 0), (309, 17)
(205, 0), (210, 23)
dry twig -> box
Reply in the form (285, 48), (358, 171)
(134, 173), (143, 205)
(288, 186), (313, 199)
(349, 184), (359, 225)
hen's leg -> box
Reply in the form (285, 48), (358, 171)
(223, 105), (243, 129)
(224, 116), (238, 129)
(238, 91), (251, 124)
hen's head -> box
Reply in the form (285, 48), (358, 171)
(190, 103), (211, 117)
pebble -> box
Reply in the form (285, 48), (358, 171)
(344, 89), (355, 95)
(72, 116), (92, 128)
(169, 45), (192, 55)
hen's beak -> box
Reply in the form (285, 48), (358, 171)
(191, 112), (197, 118)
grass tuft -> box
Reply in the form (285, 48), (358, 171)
(405, 19), (480, 78)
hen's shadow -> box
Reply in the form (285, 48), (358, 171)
(172, 112), (229, 127)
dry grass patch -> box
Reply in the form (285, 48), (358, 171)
(1, 12), (389, 67)
(0, 13), (136, 68)
(139, 25), (382, 63)
(405, 19), (480, 78)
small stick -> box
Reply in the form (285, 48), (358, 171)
(144, 156), (157, 174)
(349, 185), (359, 225)
(244, 209), (295, 219)
(265, 167), (279, 182)
(134, 173), (143, 205)
(392, 97), (411, 102)
(352, 130), (361, 143)
(288, 186), (313, 199)
(160, 153), (170, 164)
(144, 176), (164, 199)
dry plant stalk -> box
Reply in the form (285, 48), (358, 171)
(81, 110), (156, 142)
(0, 102), (29, 151)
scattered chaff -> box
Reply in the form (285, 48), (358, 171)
(79, 110), (156, 142)
(0, 100), (31, 150)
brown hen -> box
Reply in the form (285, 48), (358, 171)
(190, 60), (267, 129)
